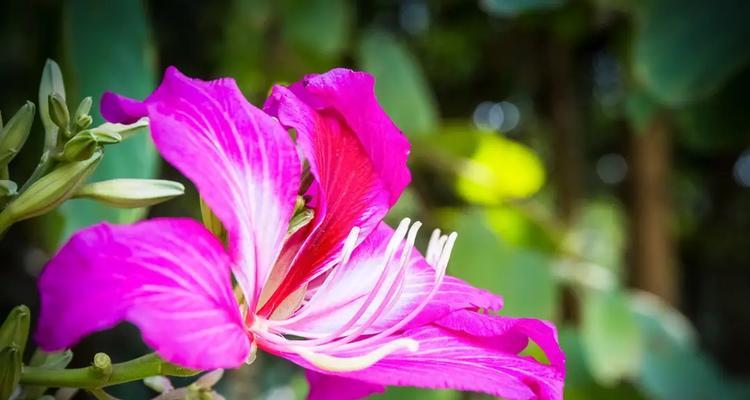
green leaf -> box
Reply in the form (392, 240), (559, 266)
(441, 208), (558, 319)
(456, 133), (546, 205)
(581, 290), (643, 385)
(59, 0), (158, 241)
(480, 0), (565, 17)
(281, 0), (351, 58)
(633, 0), (750, 106)
(357, 31), (438, 136)
(566, 200), (626, 277)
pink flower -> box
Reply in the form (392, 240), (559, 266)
(36, 67), (565, 399)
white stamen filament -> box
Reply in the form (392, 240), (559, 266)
(255, 218), (457, 373)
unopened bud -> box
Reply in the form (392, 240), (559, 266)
(288, 208), (314, 235)
(23, 349), (73, 399)
(0, 346), (21, 400)
(74, 96), (92, 120)
(87, 128), (122, 144)
(48, 93), (70, 133)
(0, 180), (17, 197)
(61, 131), (98, 161)
(75, 179), (184, 208)
(39, 59), (66, 150)
(0, 151), (102, 227)
(0, 305), (30, 358)
(95, 118), (148, 141)
(76, 114), (93, 130)
(0, 102), (35, 165)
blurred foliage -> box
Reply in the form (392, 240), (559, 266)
(1, 0), (750, 399)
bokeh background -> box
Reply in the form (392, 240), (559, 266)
(2, 0), (750, 398)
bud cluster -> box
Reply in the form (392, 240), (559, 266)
(0, 60), (184, 233)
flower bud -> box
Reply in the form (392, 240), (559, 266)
(76, 114), (93, 130)
(0, 305), (30, 358)
(48, 93), (70, 133)
(0, 346), (21, 400)
(0, 151), (102, 229)
(74, 96), (92, 120)
(0, 102), (36, 166)
(75, 179), (185, 208)
(95, 118), (148, 140)
(39, 59), (66, 150)
(61, 131), (98, 162)
(23, 349), (73, 399)
(74, 97), (93, 130)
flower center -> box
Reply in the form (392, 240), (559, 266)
(252, 218), (457, 372)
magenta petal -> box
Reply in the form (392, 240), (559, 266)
(291, 69), (411, 205)
(280, 222), (502, 337)
(305, 370), (385, 400)
(112, 67), (301, 305)
(260, 84), (390, 314)
(36, 218), (250, 370)
(282, 312), (564, 400)
(100, 92), (148, 124)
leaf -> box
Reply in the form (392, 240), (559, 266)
(480, 0), (565, 17)
(357, 30), (438, 136)
(441, 208), (558, 319)
(456, 133), (546, 205)
(59, 0), (158, 241)
(581, 290), (643, 385)
(281, 0), (351, 58)
(633, 0), (750, 106)
(566, 200), (627, 276)
(628, 291), (750, 399)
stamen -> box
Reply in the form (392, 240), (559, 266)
(270, 225), (361, 327)
(334, 232), (457, 352)
(425, 228), (441, 265)
(274, 219), (413, 344)
(290, 338), (419, 372)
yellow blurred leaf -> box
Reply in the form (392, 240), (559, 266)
(456, 134), (545, 204)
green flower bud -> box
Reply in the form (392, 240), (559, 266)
(0, 180), (17, 197)
(87, 128), (122, 144)
(75, 96), (92, 120)
(95, 118), (148, 141)
(288, 208), (314, 235)
(0, 151), (102, 229)
(61, 131), (98, 162)
(0, 102), (36, 166)
(75, 179), (184, 208)
(38, 59), (66, 150)
(0, 346), (21, 400)
(76, 114), (93, 130)
(0, 305), (30, 358)
(48, 93), (70, 133)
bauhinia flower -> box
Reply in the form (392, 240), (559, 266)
(35, 67), (565, 399)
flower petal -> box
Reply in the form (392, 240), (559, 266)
(305, 370), (384, 400)
(274, 222), (502, 337)
(288, 69), (411, 205)
(259, 79), (392, 315)
(36, 218), (250, 370)
(277, 311), (564, 400)
(101, 67), (301, 306)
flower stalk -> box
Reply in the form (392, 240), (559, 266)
(19, 353), (199, 390)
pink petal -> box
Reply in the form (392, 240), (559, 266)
(259, 82), (391, 315)
(280, 311), (564, 400)
(289, 69), (411, 205)
(36, 218), (250, 370)
(305, 370), (384, 400)
(277, 222), (502, 337)
(101, 67), (301, 306)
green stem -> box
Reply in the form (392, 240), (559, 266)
(20, 353), (199, 389)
